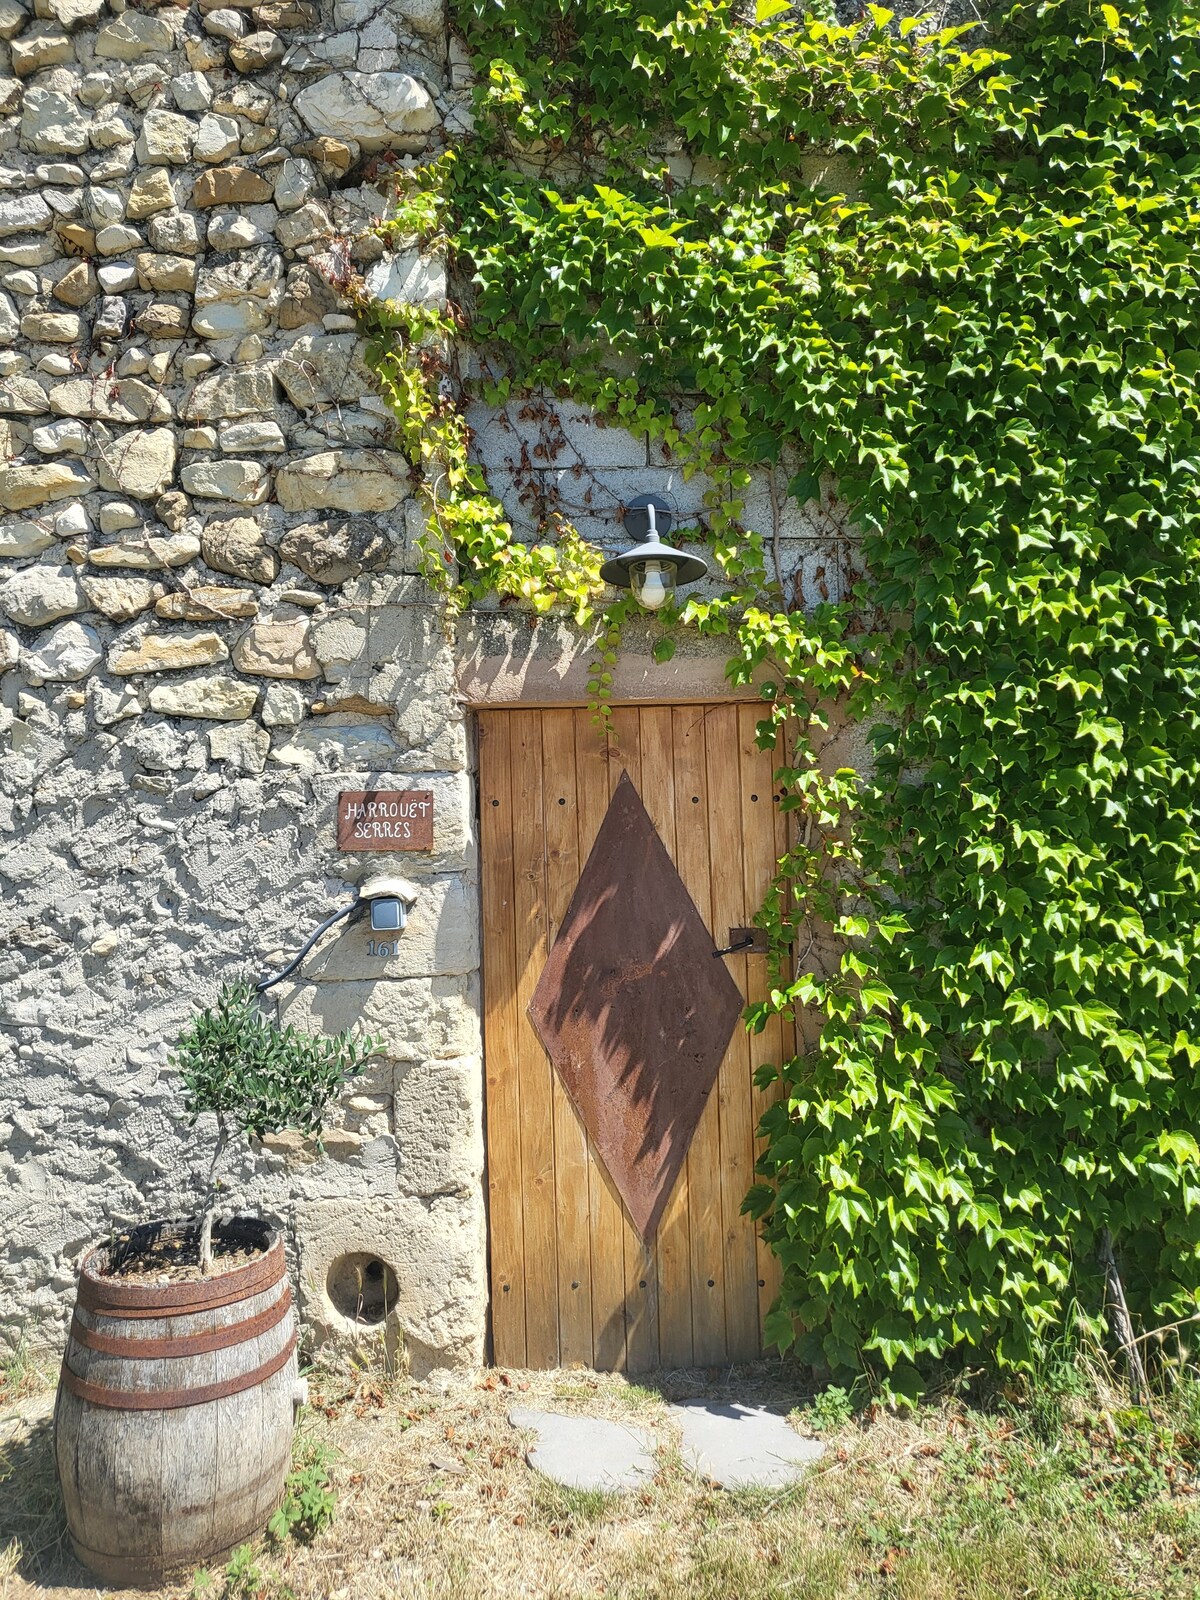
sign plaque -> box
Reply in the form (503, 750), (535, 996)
(337, 790), (434, 852)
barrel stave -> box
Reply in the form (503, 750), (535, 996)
(159, 1388), (219, 1572)
(252, 1363), (296, 1530)
(56, 1388), (166, 1578)
(52, 1385), (85, 1550)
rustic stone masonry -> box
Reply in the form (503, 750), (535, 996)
(0, 0), (488, 1378)
(0, 0), (868, 1378)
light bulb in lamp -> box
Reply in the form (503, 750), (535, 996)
(630, 558), (677, 611)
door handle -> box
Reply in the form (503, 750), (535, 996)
(712, 927), (769, 958)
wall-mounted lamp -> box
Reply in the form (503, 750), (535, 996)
(360, 874), (418, 934)
(599, 495), (708, 612)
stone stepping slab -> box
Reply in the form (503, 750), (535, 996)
(508, 1401), (824, 1493)
(508, 1406), (657, 1492)
(668, 1399), (825, 1489)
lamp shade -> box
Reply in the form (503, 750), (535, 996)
(598, 536), (709, 591)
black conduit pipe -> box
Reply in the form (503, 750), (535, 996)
(254, 895), (363, 995)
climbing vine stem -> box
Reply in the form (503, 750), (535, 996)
(364, 0), (1200, 1401)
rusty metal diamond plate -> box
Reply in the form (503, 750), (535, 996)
(527, 770), (745, 1243)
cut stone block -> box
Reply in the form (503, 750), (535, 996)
(668, 1401), (824, 1490)
(509, 1407), (657, 1493)
(293, 71), (438, 151)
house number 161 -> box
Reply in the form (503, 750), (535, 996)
(367, 938), (400, 957)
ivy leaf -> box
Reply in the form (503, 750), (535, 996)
(636, 225), (681, 249)
(1159, 1132), (1200, 1166)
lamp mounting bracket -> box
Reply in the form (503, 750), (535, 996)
(623, 493), (673, 540)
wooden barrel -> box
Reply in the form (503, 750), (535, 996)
(54, 1219), (299, 1588)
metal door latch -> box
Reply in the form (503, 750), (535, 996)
(712, 927), (769, 958)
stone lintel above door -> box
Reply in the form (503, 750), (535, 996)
(456, 612), (776, 708)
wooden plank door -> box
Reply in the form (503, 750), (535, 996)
(478, 704), (793, 1371)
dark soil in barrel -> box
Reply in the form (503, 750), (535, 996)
(99, 1222), (269, 1283)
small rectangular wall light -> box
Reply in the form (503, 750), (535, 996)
(370, 897), (407, 933)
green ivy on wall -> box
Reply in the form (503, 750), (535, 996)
(366, 0), (1200, 1400)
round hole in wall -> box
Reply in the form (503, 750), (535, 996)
(326, 1252), (399, 1326)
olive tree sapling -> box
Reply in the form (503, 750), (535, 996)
(171, 980), (380, 1274)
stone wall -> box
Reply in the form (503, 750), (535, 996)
(0, 0), (489, 1378)
(0, 0), (865, 1377)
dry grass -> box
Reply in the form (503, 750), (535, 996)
(0, 1351), (66, 1592)
(4, 1355), (1200, 1600)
